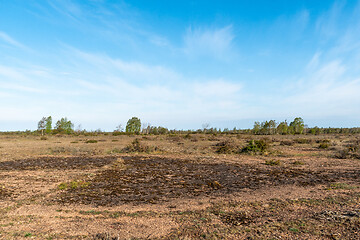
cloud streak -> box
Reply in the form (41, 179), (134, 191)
(183, 25), (235, 60)
(0, 31), (29, 50)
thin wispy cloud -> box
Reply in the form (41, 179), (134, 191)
(183, 25), (235, 60)
(0, 31), (29, 51)
(315, 1), (345, 39)
(0, 0), (360, 130)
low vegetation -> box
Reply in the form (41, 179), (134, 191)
(121, 138), (158, 153)
(0, 125), (359, 239)
(241, 139), (270, 155)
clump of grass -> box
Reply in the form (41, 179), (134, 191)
(49, 146), (67, 154)
(335, 141), (360, 159)
(70, 141), (78, 144)
(40, 136), (47, 140)
(316, 139), (331, 143)
(319, 142), (330, 149)
(292, 160), (304, 165)
(328, 183), (358, 190)
(107, 148), (122, 154)
(111, 139), (118, 142)
(241, 139), (270, 155)
(24, 232), (32, 237)
(289, 228), (299, 233)
(58, 180), (90, 190)
(280, 140), (294, 146)
(85, 140), (98, 143)
(215, 140), (238, 154)
(265, 159), (281, 166)
(183, 133), (192, 139)
(294, 138), (312, 144)
(79, 210), (102, 215)
(0, 184), (11, 198)
(121, 138), (157, 153)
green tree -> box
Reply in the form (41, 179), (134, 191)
(289, 117), (305, 134)
(276, 121), (288, 135)
(37, 117), (46, 135)
(126, 117), (141, 134)
(45, 116), (52, 134)
(55, 117), (74, 134)
(253, 121), (261, 134)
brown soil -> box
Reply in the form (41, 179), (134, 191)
(0, 133), (359, 239)
(54, 156), (359, 206)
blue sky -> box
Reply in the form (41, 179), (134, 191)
(0, 0), (360, 131)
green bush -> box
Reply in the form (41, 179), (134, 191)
(215, 140), (238, 154)
(280, 140), (294, 146)
(265, 159), (281, 166)
(121, 138), (157, 153)
(294, 138), (311, 144)
(241, 139), (269, 154)
(58, 180), (90, 190)
(319, 142), (329, 149)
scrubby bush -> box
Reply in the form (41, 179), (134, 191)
(319, 142), (329, 149)
(215, 140), (238, 154)
(280, 140), (294, 146)
(265, 159), (281, 166)
(121, 138), (158, 153)
(241, 139), (270, 154)
(294, 138), (312, 144)
(335, 140), (360, 159)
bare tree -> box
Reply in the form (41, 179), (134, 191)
(202, 123), (210, 133)
(37, 117), (46, 136)
(115, 124), (123, 132)
(142, 123), (151, 134)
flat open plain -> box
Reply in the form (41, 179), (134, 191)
(0, 133), (359, 239)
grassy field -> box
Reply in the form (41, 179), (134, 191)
(0, 133), (359, 239)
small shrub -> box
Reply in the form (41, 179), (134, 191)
(265, 159), (281, 166)
(79, 210), (102, 215)
(58, 180), (90, 190)
(215, 140), (238, 154)
(328, 183), (358, 190)
(292, 160), (304, 165)
(112, 131), (125, 136)
(85, 140), (98, 143)
(121, 139), (157, 153)
(24, 233), (32, 237)
(280, 140), (294, 146)
(106, 148), (122, 154)
(294, 138), (311, 144)
(289, 228), (299, 233)
(40, 136), (47, 140)
(327, 183), (359, 190)
(70, 141), (78, 144)
(0, 185), (11, 198)
(183, 133), (192, 139)
(319, 142), (329, 149)
(241, 139), (269, 154)
(335, 141), (360, 159)
(346, 141), (360, 152)
(335, 149), (349, 159)
(49, 147), (67, 154)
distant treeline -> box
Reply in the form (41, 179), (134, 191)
(1, 116), (360, 135)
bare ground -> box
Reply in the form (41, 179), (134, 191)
(0, 133), (359, 239)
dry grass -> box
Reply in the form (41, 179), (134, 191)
(0, 133), (359, 239)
